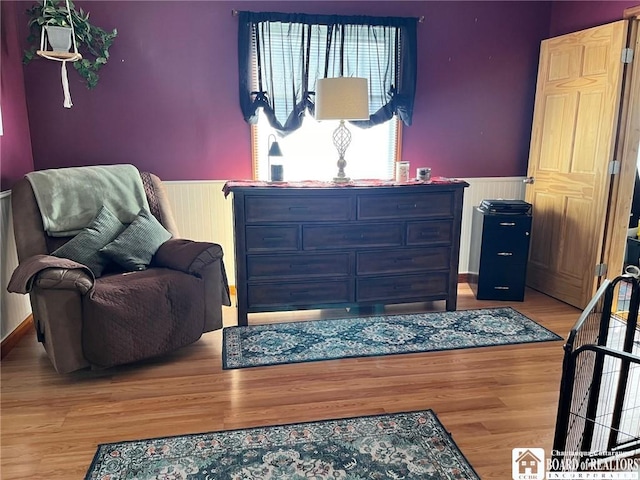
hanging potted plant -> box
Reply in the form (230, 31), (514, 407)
(23, 0), (117, 89)
(43, 24), (73, 52)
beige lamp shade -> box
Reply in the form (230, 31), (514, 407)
(315, 77), (369, 121)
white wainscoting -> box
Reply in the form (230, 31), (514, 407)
(1, 192), (32, 342)
(162, 181), (236, 285)
(162, 177), (526, 285)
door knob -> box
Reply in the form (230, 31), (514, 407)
(523, 177), (535, 184)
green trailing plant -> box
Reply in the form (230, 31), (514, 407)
(23, 0), (117, 89)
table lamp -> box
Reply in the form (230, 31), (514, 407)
(315, 77), (369, 183)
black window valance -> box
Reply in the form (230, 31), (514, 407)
(238, 11), (418, 134)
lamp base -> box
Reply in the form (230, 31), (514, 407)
(333, 175), (351, 183)
(332, 121), (352, 183)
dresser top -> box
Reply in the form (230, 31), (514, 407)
(223, 178), (469, 197)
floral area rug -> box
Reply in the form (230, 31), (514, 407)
(222, 307), (562, 369)
(85, 410), (479, 479)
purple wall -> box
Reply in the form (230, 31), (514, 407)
(11, 1), (639, 184)
(14, 1), (552, 181)
(549, 1), (638, 37)
(1, 1), (34, 191)
(408, 1), (550, 177)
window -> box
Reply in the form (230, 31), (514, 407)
(253, 108), (399, 182)
(237, 11), (418, 180)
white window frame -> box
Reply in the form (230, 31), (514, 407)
(248, 23), (402, 181)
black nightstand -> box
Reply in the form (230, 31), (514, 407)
(469, 201), (532, 301)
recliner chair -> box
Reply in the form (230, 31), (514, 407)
(8, 165), (231, 373)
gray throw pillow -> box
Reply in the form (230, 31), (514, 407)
(99, 209), (172, 271)
(52, 206), (126, 277)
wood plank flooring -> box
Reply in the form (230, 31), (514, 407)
(1, 284), (581, 479)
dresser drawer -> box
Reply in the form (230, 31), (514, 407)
(245, 196), (351, 223)
(246, 226), (299, 252)
(303, 224), (403, 250)
(357, 273), (449, 302)
(358, 192), (454, 220)
(248, 280), (353, 307)
(247, 253), (351, 279)
(406, 220), (453, 245)
(357, 247), (450, 274)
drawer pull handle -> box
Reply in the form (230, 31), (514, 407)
(290, 290), (311, 296)
(499, 222), (516, 226)
(344, 234), (366, 240)
(289, 206), (308, 211)
(494, 286), (510, 290)
(497, 252), (513, 256)
(289, 263), (308, 268)
(397, 203), (418, 210)
(263, 236), (283, 241)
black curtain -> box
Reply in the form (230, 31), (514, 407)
(238, 11), (418, 134)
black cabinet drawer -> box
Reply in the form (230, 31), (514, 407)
(248, 280), (353, 307)
(357, 247), (450, 274)
(303, 224), (403, 249)
(247, 253), (351, 279)
(480, 216), (531, 254)
(475, 260), (527, 301)
(357, 273), (449, 302)
(245, 196), (351, 223)
(358, 193), (454, 220)
(246, 226), (299, 252)
(406, 220), (453, 245)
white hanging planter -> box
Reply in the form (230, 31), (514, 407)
(44, 25), (72, 52)
(35, 1), (82, 109)
(38, 23), (81, 61)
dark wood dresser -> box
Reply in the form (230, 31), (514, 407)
(225, 180), (469, 325)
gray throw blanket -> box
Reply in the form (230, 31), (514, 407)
(26, 164), (150, 237)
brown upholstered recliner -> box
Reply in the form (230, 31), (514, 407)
(8, 167), (231, 373)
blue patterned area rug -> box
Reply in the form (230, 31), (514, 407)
(223, 307), (562, 369)
(85, 410), (479, 479)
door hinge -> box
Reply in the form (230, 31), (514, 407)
(608, 160), (621, 175)
(622, 48), (634, 64)
(595, 263), (608, 277)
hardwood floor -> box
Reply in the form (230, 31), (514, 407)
(0, 284), (581, 479)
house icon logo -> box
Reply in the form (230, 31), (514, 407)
(512, 448), (545, 480)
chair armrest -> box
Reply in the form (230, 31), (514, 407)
(33, 268), (94, 294)
(7, 254), (94, 295)
(153, 239), (224, 276)
(155, 238), (231, 332)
